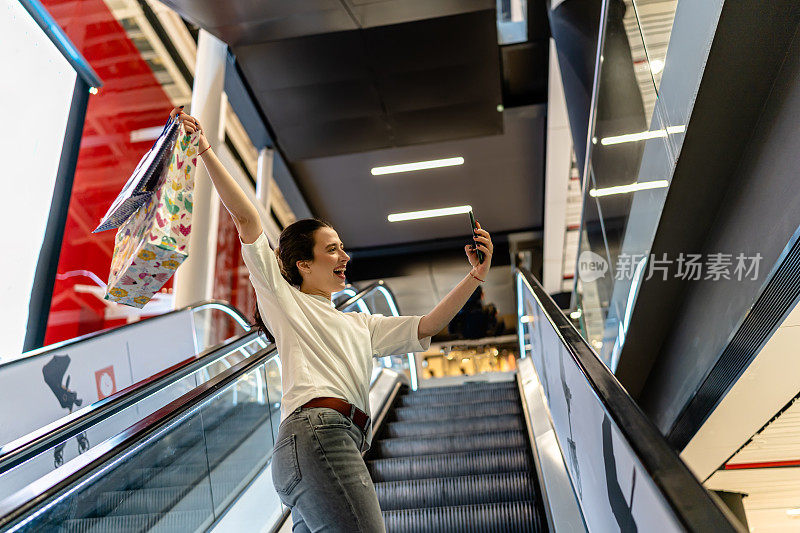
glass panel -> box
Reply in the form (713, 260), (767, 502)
(518, 274), (684, 532)
(12, 409), (216, 532)
(191, 305), (251, 352)
(264, 357), (283, 445)
(203, 362), (273, 515)
(496, 0), (528, 45)
(0, 337), (265, 503)
(574, 0), (680, 369)
(629, 0), (678, 95)
(9, 356), (282, 532)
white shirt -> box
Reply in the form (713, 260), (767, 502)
(241, 232), (431, 430)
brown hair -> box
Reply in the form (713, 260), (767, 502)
(251, 218), (333, 340)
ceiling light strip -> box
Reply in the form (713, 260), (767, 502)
(589, 180), (669, 198)
(371, 157), (464, 176)
(388, 205), (472, 222)
(600, 125), (685, 146)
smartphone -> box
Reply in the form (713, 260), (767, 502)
(468, 210), (485, 263)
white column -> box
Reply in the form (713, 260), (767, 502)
(542, 39), (573, 294)
(255, 147), (274, 213)
(173, 30), (226, 309)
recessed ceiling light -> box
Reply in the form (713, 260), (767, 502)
(371, 157), (464, 176)
(589, 180), (669, 198)
(600, 125), (685, 146)
(650, 59), (665, 74)
(388, 205), (472, 222)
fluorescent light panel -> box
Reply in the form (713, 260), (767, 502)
(601, 125), (685, 146)
(388, 205), (472, 222)
(371, 157), (464, 175)
(589, 180), (669, 198)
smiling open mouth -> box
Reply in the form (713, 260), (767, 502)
(334, 267), (346, 279)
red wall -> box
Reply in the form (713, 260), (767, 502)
(41, 0), (256, 346)
(42, 0), (177, 344)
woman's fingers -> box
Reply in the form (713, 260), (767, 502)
(473, 235), (493, 251)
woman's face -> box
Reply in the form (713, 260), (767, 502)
(297, 226), (350, 297)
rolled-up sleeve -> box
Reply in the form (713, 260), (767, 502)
(364, 314), (432, 357)
(240, 232), (288, 295)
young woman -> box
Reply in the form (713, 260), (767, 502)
(172, 107), (494, 532)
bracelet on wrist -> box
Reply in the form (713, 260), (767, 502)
(198, 144), (211, 157)
(469, 270), (485, 283)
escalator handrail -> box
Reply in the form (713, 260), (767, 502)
(517, 267), (743, 532)
(0, 287), (379, 481)
(338, 281), (383, 310)
(0, 329), (264, 475)
(0, 300), (250, 368)
(0, 342), (280, 529)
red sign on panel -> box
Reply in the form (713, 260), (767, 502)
(94, 365), (117, 400)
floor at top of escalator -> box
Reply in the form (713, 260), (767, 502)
(366, 379), (547, 532)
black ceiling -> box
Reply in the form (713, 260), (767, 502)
(233, 10), (503, 160)
(159, 0), (549, 250)
(293, 104), (546, 248)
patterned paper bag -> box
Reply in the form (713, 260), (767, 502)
(104, 129), (199, 308)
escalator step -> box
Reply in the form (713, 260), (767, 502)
(382, 501), (542, 533)
(409, 381), (516, 396)
(376, 430), (526, 458)
(397, 387), (518, 407)
(368, 448), (532, 482)
(386, 414), (523, 438)
(60, 509), (208, 533)
(92, 487), (188, 516)
(393, 401), (521, 422)
(375, 472), (536, 510)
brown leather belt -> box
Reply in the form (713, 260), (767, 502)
(302, 397), (371, 433)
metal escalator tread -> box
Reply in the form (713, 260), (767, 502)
(375, 472), (537, 510)
(61, 509), (208, 533)
(396, 387), (519, 407)
(393, 401), (521, 422)
(370, 380), (545, 532)
(409, 381), (517, 395)
(382, 501), (542, 533)
(386, 414), (523, 438)
(368, 448), (532, 482)
(375, 429), (527, 458)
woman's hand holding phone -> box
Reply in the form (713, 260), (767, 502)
(465, 218), (493, 280)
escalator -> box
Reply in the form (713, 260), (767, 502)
(0, 274), (748, 532)
(0, 282), (399, 532)
(369, 380), (545, 532)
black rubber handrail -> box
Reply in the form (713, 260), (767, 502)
(517, 268), (745, 532)
(0, 330), (263, 475)
(0, 299), (249, 368)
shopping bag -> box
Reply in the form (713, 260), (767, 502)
(94, 117), (180, 233)
(104, 128), (199, 308)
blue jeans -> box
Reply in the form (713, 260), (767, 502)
(272, 407), (386, 533)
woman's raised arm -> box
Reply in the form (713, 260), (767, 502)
(417, 223), (494, 339)
(171, 107), (263, 244)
